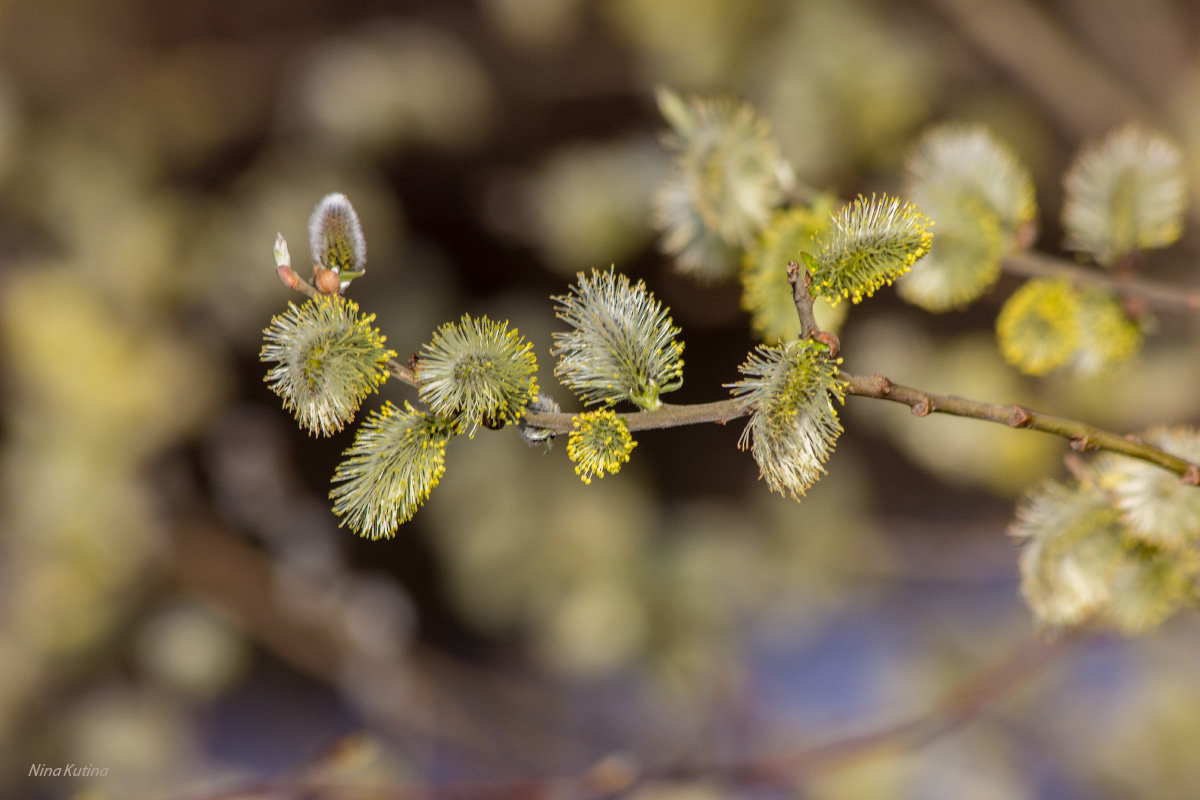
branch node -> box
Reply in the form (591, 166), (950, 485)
(1114, 251), (1144, 278)
(911, 399), (932, 417)
(1183, 465), (1200, 486)
(1014, 219), (1038, 251)
(1069, 436), (1095, 452)
(1008, 405), (1034, 428)
(584, 753), (640, 795)
(872, 374), (892, 395)
(813, 330), (841, 357)
(1118, 287), (1149, 319)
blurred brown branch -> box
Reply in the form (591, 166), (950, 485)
(168, 521), (588, 781)
(923, 0), (1148, 136)
(174, 605), (1083, 799)
(644, 624), (1084, 794)
(1002, 250), (1200, 313)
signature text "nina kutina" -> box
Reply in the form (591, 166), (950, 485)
(29, 763), (108, 777)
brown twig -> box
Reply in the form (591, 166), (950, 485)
(787, 260), (821, 341)
(388, 355), (417, 385)
(786, 259), (841, 355)
(383, 357), (748, 432)
(842, 372), (1200, 484)
(522, 398), (745, 436)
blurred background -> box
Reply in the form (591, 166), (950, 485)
(3, 0), (1200, 798)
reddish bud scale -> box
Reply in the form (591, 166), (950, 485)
(276, 264), (301, 290)
(315, 267), (342, 295)
(1009, 405), (1034, 428)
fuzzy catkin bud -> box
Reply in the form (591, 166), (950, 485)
(415, 314), (539, 435)
(1063, 125), (1185, 266)
(1068, 289), (1142, 374)
(260, 296), (395, 436)
(330, 402), (456, 539)
(899, 124), (1037, 312)
(1011, 470), (1200, 633)
(309, 192), (367, 290)
(1102, 427), (1200, 551)
(995, 279), (1081, 376)
(727, 339), (844, 500)
(804, 194), (933, 305)
(653, 88), (790, 280)
(1012, 480), (1126, 629)
(552, 268), (685, 410)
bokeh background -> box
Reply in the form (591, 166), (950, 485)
(3, 1), (1200, 798)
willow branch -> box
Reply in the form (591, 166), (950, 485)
(1003, 250), (1200, 312)
(361, 303), (1200, 480)
(385, 356), (747, 434)
(380, 337), (1200, 481)
(842, 372), (1200, 484)
(523, 398), (747, 435)
(518, 371), (1200, 483)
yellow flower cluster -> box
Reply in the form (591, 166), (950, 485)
(996, 279), (1141, 376)
(567, 409), (637, 485)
